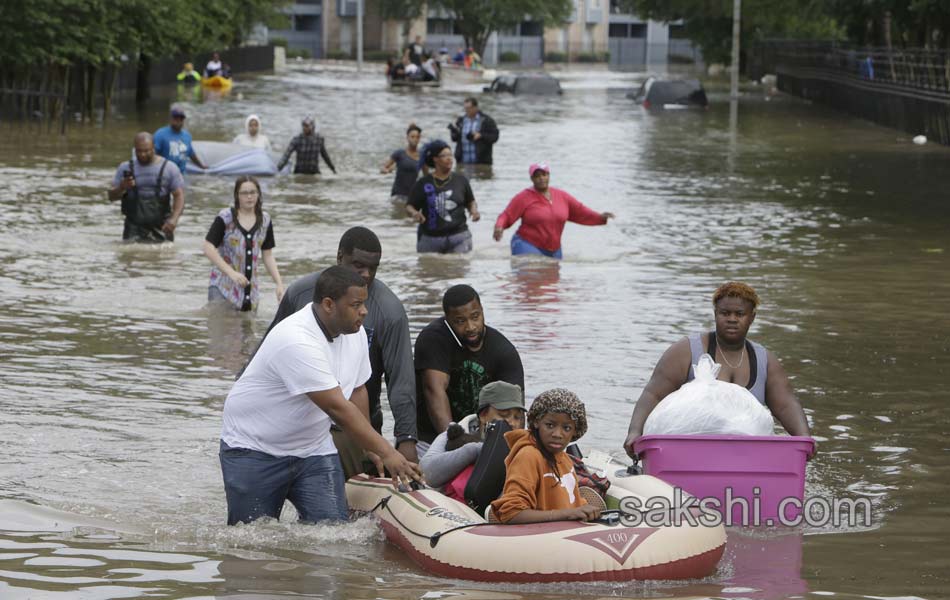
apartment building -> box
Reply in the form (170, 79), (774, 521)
(268, 0), (701, 70)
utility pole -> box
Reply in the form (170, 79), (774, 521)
(357, 0), (364, 72)
(730, 0), (741, 100)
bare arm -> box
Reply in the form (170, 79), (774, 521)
(202, 240), (248, 287)
(506, 506), (601, 524)
(168, 188), (184, 224)
(190, 152), (208, 170)
(467, 199), (480, 222)
(623, 338), (691, 458)
(108, 174), (134, 201)
(764, 350), (811, 438)
(160, 188), (185, 237)
(261, 248), (284, 301)
(380, 157), (396, 174)
(405, 203), (425, 224)
(307, 386), (423, 485)
(422, 369), (453, 434)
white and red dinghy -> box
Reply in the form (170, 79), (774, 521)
(346, 462), (725, 583)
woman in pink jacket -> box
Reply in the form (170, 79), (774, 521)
(493, 162), (614, 259)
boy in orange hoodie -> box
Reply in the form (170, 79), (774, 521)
(490, 389), (602, 524)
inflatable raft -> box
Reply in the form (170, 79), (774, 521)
(347, 454), (725, 582)
(202, 75), (233, 90)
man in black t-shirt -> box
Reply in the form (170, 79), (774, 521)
(414, 284), (524, 447)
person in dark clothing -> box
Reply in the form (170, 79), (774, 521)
(448, 97), (499, 165)
(107, 132), (185, 243)
(414, 284), (524, 448)
(381, 123), (422, 202)
(252, 227), (419, 475)
(405, 140), (481, 254)
(277, 116), (337, 175)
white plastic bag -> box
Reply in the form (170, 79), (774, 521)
(643, 354), (775, 436)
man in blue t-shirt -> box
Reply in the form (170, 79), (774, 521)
(154, 105), (208, 177)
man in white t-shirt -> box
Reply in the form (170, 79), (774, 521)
(220, 266), (423, 525)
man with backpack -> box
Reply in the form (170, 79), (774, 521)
(108, 132), (185, 242)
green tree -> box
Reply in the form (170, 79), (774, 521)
(427, 0), (573, 57)
(0, 0), (288, 118)
(617, 0), (842, 65)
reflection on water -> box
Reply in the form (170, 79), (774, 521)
(1, 62), (948, 598)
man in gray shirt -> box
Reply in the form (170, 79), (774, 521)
(261, 227), (418, 476)
(108, 132), (185, 242)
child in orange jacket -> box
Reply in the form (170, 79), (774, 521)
(490, 389), (602, 524)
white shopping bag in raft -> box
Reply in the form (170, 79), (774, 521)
(643, 354), (775, 436)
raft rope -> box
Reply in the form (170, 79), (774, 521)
(368, 495), (626, 548)
(367, 494), (499, 548)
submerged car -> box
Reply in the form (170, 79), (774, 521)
(483, 73), (562, 95)
(629, 77), (708, 109)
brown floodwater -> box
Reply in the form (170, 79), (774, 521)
(0, 62), (948, 599)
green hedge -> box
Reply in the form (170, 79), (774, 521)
(286, 48), (312, 59)
(545, 51), (567, 63)
(364, 50), (396, 61)
(326, 50), (350, 60)
(500, 51), (521, 63)
(576, 51), (610, 63)
(270, 37), (288, 48)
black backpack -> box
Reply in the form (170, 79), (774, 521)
(464, 419), (513, 515)
(121, 159), (171, 228)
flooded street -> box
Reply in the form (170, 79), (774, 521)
(1, 63), (948, 599)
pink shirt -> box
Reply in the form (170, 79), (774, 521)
(495, 187), (606, 252)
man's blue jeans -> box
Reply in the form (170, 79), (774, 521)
(219, 441), (348, 525)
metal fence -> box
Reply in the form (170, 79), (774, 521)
(754, 40), (950, 145)
(0, 88), (69, 133)
(753, 40), (950, 96)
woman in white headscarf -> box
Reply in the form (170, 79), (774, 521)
(232, 114), (271, 150)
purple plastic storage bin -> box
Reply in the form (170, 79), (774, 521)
(633, 435), (816, 526)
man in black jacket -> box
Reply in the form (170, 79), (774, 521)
(449, 97), (499, 165)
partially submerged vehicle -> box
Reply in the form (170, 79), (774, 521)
(629, 77), (708, 109)
(484, 73), (562, 95)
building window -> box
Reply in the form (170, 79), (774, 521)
(608, 23), (627, 38)
(295, 15), (319, 31)
(630, 23), (646, 38)
(520, 21), (543, 36)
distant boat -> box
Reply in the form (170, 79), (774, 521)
(629, 77), (708, 109)
(201, 75), (233, 90)
(388, 77), (441, 89)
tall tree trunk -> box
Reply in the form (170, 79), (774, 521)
(84, 63), (96, 122)
(136, 53), (151, 104)
(883, 11), (897, 82)
(60, 65), (71, 135)
(103, 65), (117, 121)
